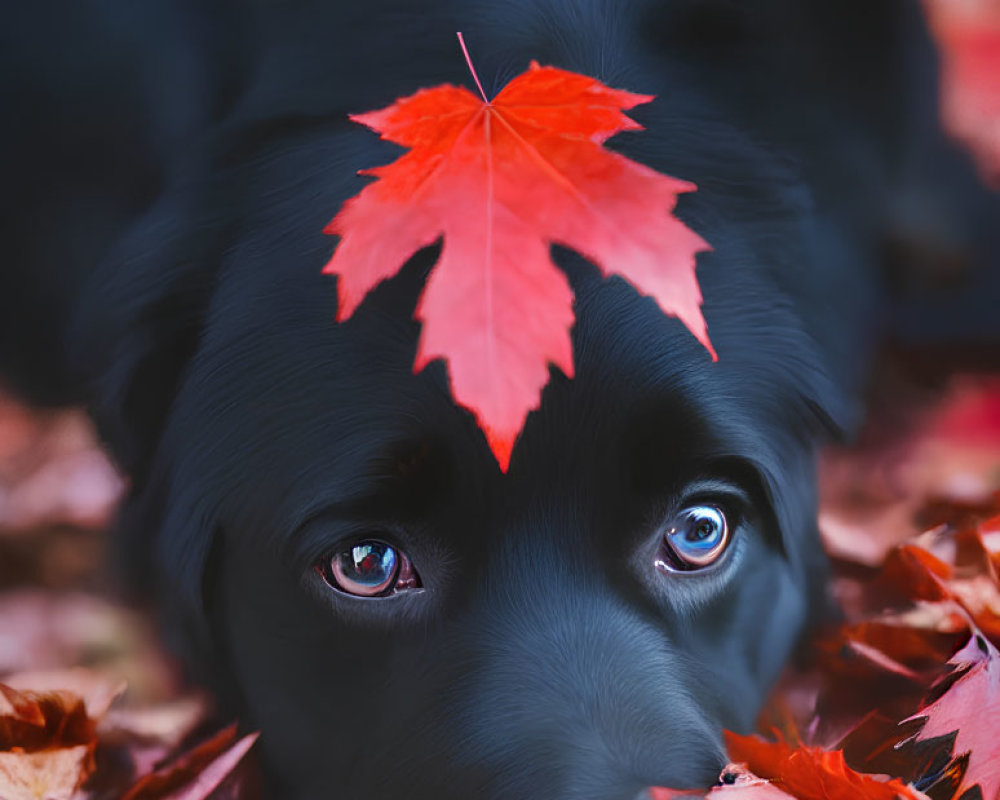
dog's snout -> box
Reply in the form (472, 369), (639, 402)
(438, 574), (725, 799)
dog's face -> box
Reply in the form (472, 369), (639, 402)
(109, 180), (846, 799)
(71, 8), (870, 798)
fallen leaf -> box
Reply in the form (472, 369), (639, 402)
(818, 376), (1000, 569)
(724, 731), (926, 800)
(0, 685), (44, 728)
(100, 696), (211, 779)
(0, 744), (92, 800)
(121, 724), (259, 800)
(867, 524), (1000, 643)
(324, 48), (711, 468)
(3, 669), (125, 720)
(876, 545), (954, 604)
(0, 678), (116, 800)
(820, 621), (960, 676)
(906, 631), (1000, 800)
(0, 687), (92, 753)
(834, 714), (950, 786)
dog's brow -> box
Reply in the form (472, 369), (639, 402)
(275, 437), (445, 569)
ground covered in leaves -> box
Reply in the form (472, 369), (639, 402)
(0, 392), (261, 800)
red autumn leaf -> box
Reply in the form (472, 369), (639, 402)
(100, 695), (211, 779)
(906, 631), (1000, 800)
(723, 731), (926, 800)
(323, 47), (712, 469)
(876, 545), (954, 604)
(0, 684), (45, 730)
(122, 724), (259, 800)
(835, 713), (946, 784)
(0, 677), (121, 800)
(870, 525), (1000, 642)
(925, 0), (1000, 183)
(820, 621), (961, 677)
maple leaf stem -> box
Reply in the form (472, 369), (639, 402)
(456, 32), (489, 102)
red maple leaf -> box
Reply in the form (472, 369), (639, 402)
(723, 731), (927, 800)
(323, 36), (712, 469)
(906, 631), (1000, 800)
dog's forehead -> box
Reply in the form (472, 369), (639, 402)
(162, 126), (846, 548)
(182, 92), (856, 469)
(195, 243), (741, 441)
(171, 249), (805, 541)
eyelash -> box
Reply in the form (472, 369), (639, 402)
(676, 491), (747, 525)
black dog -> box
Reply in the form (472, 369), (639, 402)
(1, 1), (997, 798)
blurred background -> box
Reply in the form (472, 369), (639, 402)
(925, 0), (1000, 184)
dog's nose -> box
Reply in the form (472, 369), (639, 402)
(442, 563), (726, 798)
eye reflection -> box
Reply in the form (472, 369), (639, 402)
(317, 539), (422, 597)
(330, 541), (399, 596)
(657, 505), (730, 571)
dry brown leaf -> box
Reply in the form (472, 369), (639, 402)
(0, 673), (125, 800)
(0, 744), (92, 800)
(3, 670), (125, 720)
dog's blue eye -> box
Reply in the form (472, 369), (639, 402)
(658, 505), (730, 571)
(328, 541), (400, 597)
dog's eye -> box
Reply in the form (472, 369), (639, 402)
(318, 540), (420, 597)
(656, 505), (730, 571)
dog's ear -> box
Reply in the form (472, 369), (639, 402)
(71, 183), (228, 479)
(70, 177), (231, 680)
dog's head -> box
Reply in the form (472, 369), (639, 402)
(69, 9), (874, 798)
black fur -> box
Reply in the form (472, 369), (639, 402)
(1, 1), (997, 798)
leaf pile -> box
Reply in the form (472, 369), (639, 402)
(0, 672), (257, 800)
